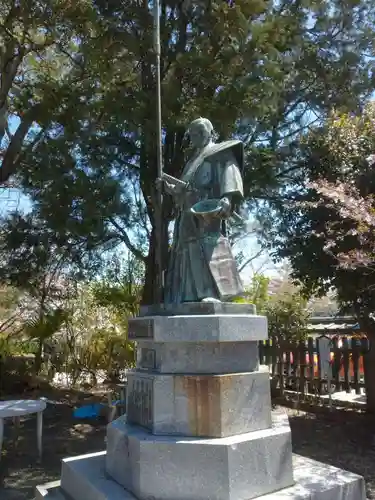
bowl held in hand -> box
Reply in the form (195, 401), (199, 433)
(190, 199), (223, 222)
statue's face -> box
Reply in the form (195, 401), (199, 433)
(188, 124), (211, 149)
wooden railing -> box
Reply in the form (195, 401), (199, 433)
(259, 336), (370, 397)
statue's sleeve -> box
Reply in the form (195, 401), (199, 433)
(219, 151), (244, 203)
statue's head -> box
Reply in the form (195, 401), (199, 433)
(185, 117), (214, 149)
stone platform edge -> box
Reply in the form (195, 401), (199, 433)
(139, 302), (256, 317)
(128, 314), (268, 342)
(36, 452), (367, 500)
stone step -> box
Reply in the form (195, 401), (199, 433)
(35, 480), (66, 500)
(37, 452), (367, 500)
(262, 454), (366, 499)
(105, 412), (294, 500)
(60, 451), (135, 500)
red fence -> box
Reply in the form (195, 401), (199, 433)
(259, 335), (370, 396)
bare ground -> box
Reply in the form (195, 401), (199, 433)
(285, 402), (375, 499)
(0, 388), (108, 500)
(0, 390), (375, 499)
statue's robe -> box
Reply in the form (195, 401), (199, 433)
(164, 140), (245, 305)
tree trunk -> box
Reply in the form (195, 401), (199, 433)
(34, 338), (44, 375)
(142, 223), (169, 305)
(142, 230), (156, 305)
(139, 125), (184, 306)
(363, 337), (375, 413)
(356, 312), (375, 413)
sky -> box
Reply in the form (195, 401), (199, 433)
(0, 186), (31, 216)
(235, 230), (283, 284)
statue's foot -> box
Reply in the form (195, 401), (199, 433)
(200, 297), (221, 303)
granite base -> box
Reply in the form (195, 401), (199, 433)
(126, 367), (272, 436)
(105, 412), (294, 500)
(135, 340), (259, 374)
(139, 302), (256, 317)
(36, 453), (367, 500)
(128, 314), (268, 342)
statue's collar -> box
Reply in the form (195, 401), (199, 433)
(185, 139), (243, 176)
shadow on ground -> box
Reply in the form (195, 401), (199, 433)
(2, 391), (375, 500)
(0, 388), (108, 500)
(286, 405), (375, 499)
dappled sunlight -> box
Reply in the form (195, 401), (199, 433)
(70, 423), (96, 438)
(284, 406), (375, 497)
(0, 388), (107, 499)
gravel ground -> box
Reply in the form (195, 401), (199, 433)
(0, 390), (374, 499)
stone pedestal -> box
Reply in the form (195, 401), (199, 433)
(36, 304), (367, 500)
(106, 411), (293, 500)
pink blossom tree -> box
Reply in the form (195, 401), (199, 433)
(271, 102), (375, 411)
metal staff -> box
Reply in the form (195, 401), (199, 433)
(153, 0), (163, 304)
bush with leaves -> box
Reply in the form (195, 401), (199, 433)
(245, 274), (270, 314)
(235, 274), (310, 342)
(234, 273), (270, 312)
(264, 292), (310, 345)
(60, 282), (136, 386)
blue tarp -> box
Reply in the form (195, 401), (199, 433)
(73, 403), (103, 419)
(73, 400), (125, 419)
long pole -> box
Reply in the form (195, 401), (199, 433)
(153, 0), (163, 304)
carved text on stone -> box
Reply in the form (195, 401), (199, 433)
(128, 319), (154, 339)
(127, 377), (153, 430)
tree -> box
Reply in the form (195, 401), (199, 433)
(264, 291), (310, 344)
(62, 283), (135, 386)
(0, 0), (97, 184)
(239, 273), (270, 313)
(250, 273), (310, 341)
(5, 0), (374, 304)
(0, 212), (77, 372)
(268, 101), (375, 411)
(92, 253), (144, 318)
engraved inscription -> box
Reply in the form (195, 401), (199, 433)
(139, 348), (156, 370)
(127, 377), (153, 430)
(128, 319), (154, 339)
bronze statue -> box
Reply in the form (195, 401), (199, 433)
(159, 117), (245, 304)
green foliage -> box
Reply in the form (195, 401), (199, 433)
(268, 102), (375, 325)
(24, 307), (68, 342)
(62, 282), (136, 384)
(92, 254), (144, 319)
(235, 274), (310, 341)
(247, 274), (270, 314)
(235, 274), (270, 313)
(0, 0), (373, 303)
(264, 292), (310, 343)
(68, 328), (135, 385)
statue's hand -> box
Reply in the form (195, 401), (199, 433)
(156, 177), (163, 190)
(156, 178), (178, 195)
(218, 197), (231, 219)
(167, 181), (185, 196)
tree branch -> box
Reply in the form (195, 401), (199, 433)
(0, 104), (41, 182)
(109, 217), (147, 263)
(239, 246), (266, 273)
